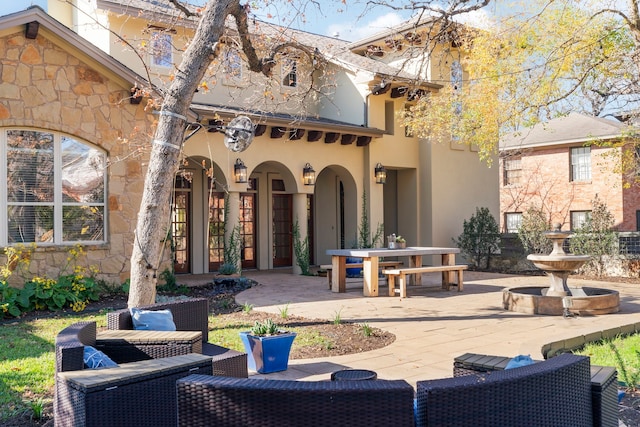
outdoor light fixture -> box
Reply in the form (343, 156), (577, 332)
(234, 158), (248, 183)
(184, 115), (255, 148)
(303, 163), (316, 185)
(223, 116), (255, 152)
(374, 163), (387, 184)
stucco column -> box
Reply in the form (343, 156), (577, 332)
(292, 192), (309, 275)
(225, 191), (241, 272)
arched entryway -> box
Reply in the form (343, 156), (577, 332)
(314, 165), (358, 266)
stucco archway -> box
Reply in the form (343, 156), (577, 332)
(314, 165), (358, 265)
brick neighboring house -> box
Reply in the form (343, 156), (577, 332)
(499, 112), (640, 236)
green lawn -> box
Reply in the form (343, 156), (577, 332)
(0, 313), (106, 421)
(575, 334), (640, 388)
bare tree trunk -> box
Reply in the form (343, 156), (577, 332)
(128, 0), (237, 307)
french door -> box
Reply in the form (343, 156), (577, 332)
(272, 193), (292, 267)
(172, 175), (191, 273)
(208, 192), (257, 271)
(239, 193), (256, 269)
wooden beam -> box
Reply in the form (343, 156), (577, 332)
(25, 21), (39, 39)
(341, 134), (356, 145)
(307, 130), (323, 142)
(391, 87), (408, 98)
(271, 127), (286, 138)
(357, 136), (372, 146)
(289, 129), (305, 140)
(325, 132), (340, 143)
(254, 124), (267, 136)
(207, 119), (222, 132)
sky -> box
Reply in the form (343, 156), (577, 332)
(0, 0), (494, 43)
(0, 0), (46, 16)
(247, 1), (496, 42)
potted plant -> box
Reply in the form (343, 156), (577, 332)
(387, 234), (406, 249)
(239, 319), (296, 373)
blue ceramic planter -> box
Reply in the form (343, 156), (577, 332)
(346, 256), (363, 277)
(239, 331), (297, 373)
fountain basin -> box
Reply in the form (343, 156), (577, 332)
(526, 254), (591, 272)
(503, 286), (619, 316)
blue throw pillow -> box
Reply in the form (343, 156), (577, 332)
(83, 346), (118, 369)
(130, 308), (176, 331)
(505, 354), (535, 369)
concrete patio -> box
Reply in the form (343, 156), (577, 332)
(235, 270), (640, 387)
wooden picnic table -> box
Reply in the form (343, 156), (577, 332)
(325, 247), (460, 297)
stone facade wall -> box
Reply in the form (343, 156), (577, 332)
(0, 31), (159, 286)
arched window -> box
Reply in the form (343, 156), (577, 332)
(223, 48), (243, 83)
(2, 129), (106, 245)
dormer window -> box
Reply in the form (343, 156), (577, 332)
(150, 31), (173, 68)
(223, 48), (243, 83)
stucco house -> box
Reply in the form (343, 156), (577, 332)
(499, 112), (640, 237)
(0, 1), (498, 285)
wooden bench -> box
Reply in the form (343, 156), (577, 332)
(320, 261), (404, 289)
(383, 264), (468, 298)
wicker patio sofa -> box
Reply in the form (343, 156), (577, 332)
(106, 297), (248, 377)
(54, 321), (212, 427)
(176, 374), (416, 427)
(415, 353), (599, 427)
(452, 352), (619, 427)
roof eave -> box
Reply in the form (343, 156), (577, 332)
(190, 104), (385, 138)
(500, 134), (622, 151)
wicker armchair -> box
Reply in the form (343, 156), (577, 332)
(54, 321), (212, 427)
(106, 297), (248, 377)
(176, 374), (416, 427)
(416, 353), (595, 427)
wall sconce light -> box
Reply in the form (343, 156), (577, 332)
(374, 163), (387, 184)
(234, 158), (247, 183)
(303, 163), (316, 185)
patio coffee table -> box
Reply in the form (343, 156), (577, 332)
(331, 369), (378, 381)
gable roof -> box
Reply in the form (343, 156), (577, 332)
(500, 112), (627, 151)
(0, 6), (148, 90)
(97, 0), (441, 89)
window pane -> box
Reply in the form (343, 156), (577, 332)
(571, 211), (591, 230)
(8, 205), (54, 243)
(224, 49), (242, 81)
(63, 205), (104, 241)
(151, 32), (172, 67)
(451, 60), (463, 91)
(505, 213), (522, 233)
(503, 157), (521, 185)
(571, 147), (591, 181)
(282, 59), (297, 87)
(7, 130), (54, 202)
(62, 137), (105, 203)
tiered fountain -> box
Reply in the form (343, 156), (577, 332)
(503, 224), (619, 316)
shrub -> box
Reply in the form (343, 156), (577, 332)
(356, 191), (384, 248)
(569, 196), (618, 277)
(518, 205), (553, 254)
(453, 207), (500, 270)
(292, 219), (311, 275)
(0, 244), (100, 318)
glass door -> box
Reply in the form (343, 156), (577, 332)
(272, 193), (292, 267)
(172, 175), (191, 273)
